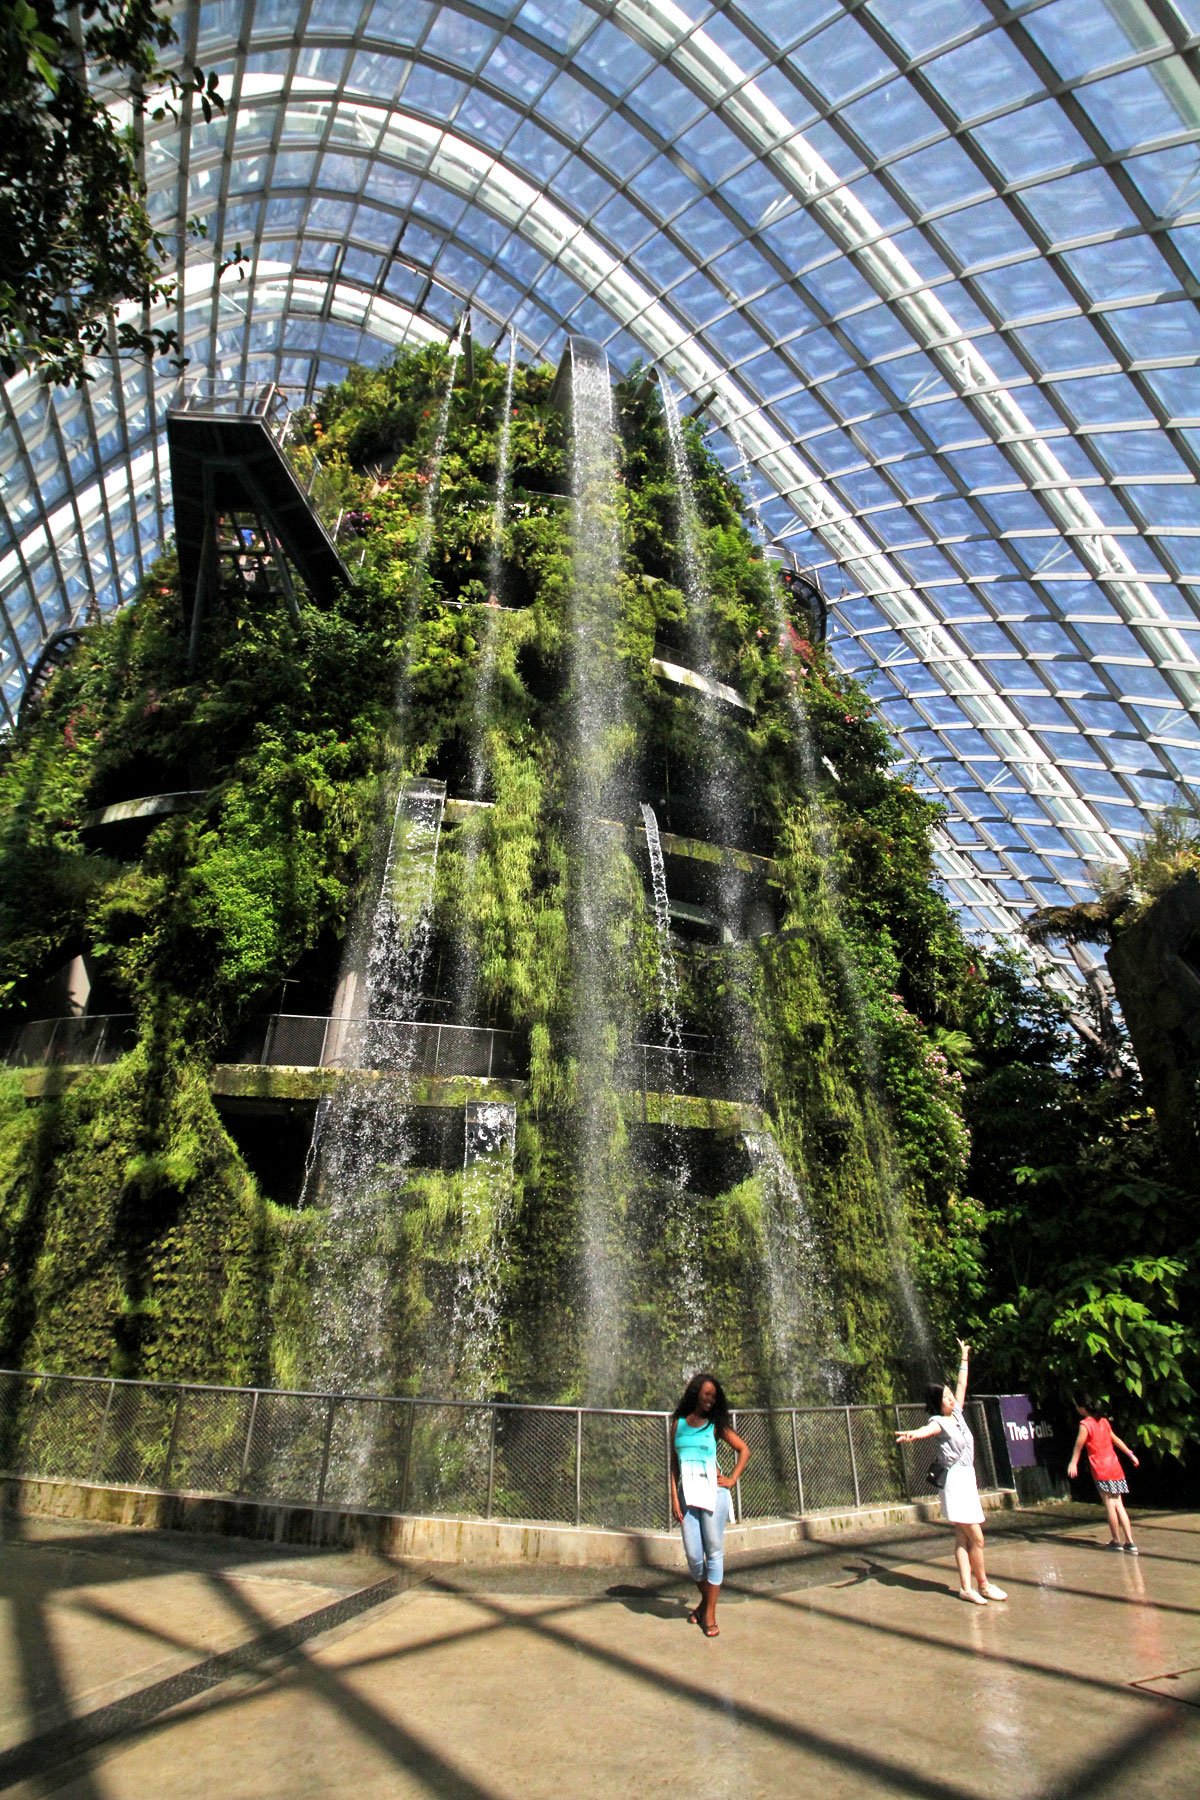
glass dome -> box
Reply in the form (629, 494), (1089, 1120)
(2, 0), (1198, 961)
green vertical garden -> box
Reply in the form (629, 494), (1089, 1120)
(1, 340), (1189, 1449)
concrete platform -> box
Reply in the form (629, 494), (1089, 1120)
(0, 1472), (1016, 1567)
(0, 1504), (1196, 1797)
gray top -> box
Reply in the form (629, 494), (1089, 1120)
(929, 1404), (975, 1471)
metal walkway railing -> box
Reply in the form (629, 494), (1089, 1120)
(0, 1369), (1011, 1532)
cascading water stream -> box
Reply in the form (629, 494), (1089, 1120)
(301, 341), (462, 1429)
(638, 802), (705, 1379)
(744, 1134), (841, 1398)
(454, 336), (517, 1024)
(467, 335), (517, 805)
(567, 341), (633, 1403)
(445, 1100), (518, 1398)
(660, 380), (750, 923)
(727, 419), (934, 1367)
(663, 381), (839, 1392)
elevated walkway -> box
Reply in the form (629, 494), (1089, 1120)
(166, 380), (352, 661)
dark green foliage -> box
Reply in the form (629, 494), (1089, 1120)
(0, 1), (226, 384)
(959, 951), (1197, 1459)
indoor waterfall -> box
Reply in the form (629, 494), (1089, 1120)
(301, 343), (463, 1425)
(566, 340), (634, 1403)
(727, 418), (934, 1367)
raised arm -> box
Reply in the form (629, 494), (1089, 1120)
(1066, 1419), (1088, 1479)
(718, 1425), (751, 1488)
(954, 1338), (970, 1409)
(896, 1420), (942, 1443)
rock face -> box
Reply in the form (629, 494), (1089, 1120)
(1106, 870), (1200, 1188)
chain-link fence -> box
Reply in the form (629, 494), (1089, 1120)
(2, 1014), (138, 1069)
(0, 1370), (1012, 1530)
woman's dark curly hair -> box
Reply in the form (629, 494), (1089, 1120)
(673, 1371), (731, 1439)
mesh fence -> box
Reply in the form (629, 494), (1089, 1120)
(895, 1403), (939, 1499)
(404, 1404), (492, 1515)
(93, 1382), (178, 1489)
(18, 1377), (113, 1479)
(582, 1411), (670, 1530)
(730, 1410), (801, 1518)
(322, 1397), (411, 1511)
(491, 1406), (577, 1524)
(168, 1387), (254, 1495)
(0, 1371), (1014, 1525)
(266, 1015), (330, 1066)
(793, 1407), (858, 1511)
(241, 1390), (328, 1504)
(848, 1407), (906, 1506)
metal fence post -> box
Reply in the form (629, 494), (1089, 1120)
(574, 1409), (583, 1527)
(162, 1387), (186, 1490)
(664, 1413), (674, 1530)
(845, 1406), (862, 1509)
(397, 1400), (412, 1513)
(893, 1404), (909, 1498)
(88, 1380), (117, 1484)
(790, 1409), (805, 1516)
(238, 1390), (260, 1494)
(316, 1397), (337, 1507)
(485, 1406), (498, 1520)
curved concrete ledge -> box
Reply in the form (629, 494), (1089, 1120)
(650, 656), (751, 713)
(82, 790), (208, 829)
(0, 1473), (1016, 1566)
(20, 1065), (759, 1125)
(211, 1066), (526, 1107)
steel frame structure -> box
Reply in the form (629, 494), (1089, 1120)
(2, 0), (1198, 961)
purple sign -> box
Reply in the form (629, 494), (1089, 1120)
(998, 1394), (1058, 1470)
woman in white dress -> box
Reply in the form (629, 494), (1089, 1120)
(896, 1338), (1007, 1606)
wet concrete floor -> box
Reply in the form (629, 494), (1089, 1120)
(0, 1505), (1196, 1797)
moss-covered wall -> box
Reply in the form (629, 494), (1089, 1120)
(0, 341), (983, 1409)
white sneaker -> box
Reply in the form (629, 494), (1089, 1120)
(1123, 1544), (1140, 1556)
(981, 1583), (1008, 1601)
(958, 1587), (988, 1605)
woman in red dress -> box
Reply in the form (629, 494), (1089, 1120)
(1067, 1397), (1140, 1552)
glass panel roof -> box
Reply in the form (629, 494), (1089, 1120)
(3, 0), (1199, 970)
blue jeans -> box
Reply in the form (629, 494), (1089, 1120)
(680, 1487), (732, 1586)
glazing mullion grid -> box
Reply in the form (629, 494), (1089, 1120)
(188, 0), (1180, 914)
(0, 388), (57, 698)
(72, 0), (170, 587)
(624, 10), (1157, 884)
(985, 15), (1200, 696)
(260, 0), (341, 401)
(712, 7), (1194, 907)
(869, 5), (1200, 731)
(711, 14), (1198, 849)
(0, 386), (81, 663)
(244, 5), (323, 400)
(683, 0), (1197, 703)
(355, 18), (620, 355)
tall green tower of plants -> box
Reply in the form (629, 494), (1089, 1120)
(0, 339), (981, 1414)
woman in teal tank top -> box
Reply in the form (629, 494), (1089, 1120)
(670, 1372), (751, 1638)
